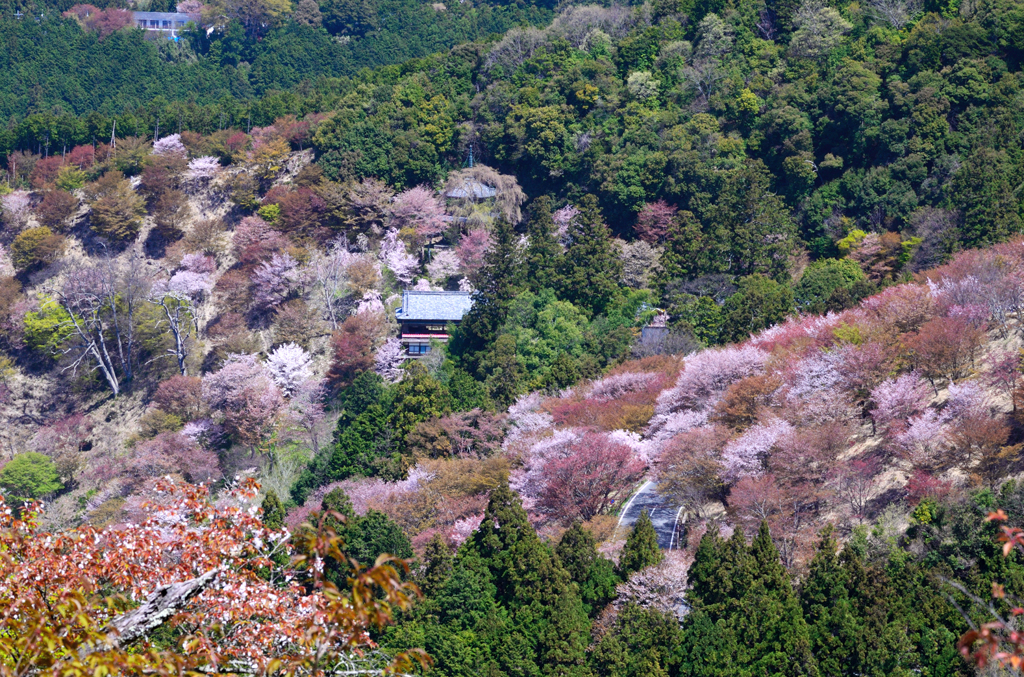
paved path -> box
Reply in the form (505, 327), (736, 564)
(615, 479), (685, 550)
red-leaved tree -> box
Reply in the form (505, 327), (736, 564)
(0, 479), (428, 675)
(634, 200), (677, 243)
(537, 432), (646, 523)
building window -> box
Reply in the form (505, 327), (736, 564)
(150, 20), (159, 26)
(408, 345), (431, 355)
(162, 20), (171, 27)
(426, 325), (445, 332)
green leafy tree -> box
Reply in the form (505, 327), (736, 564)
(794, 258), (867, 314)
(261, 490), (286, 530)
(556, 523), (620, 616)
(482, 334), (525, 409)
(336, 370), (387, 427)
(682, 524), (818, 676)
(395, 483), (591, 676)
(328, 399), (398, 480)
(714, 162), (797, 281)
(22, 298), (75, 358)
(388, 361), (453, 444)
(671, 295), (723, 346)
(523, 195), (563, 293)
(559, 195), (622, 316)
(347, 509), (414, 566)
(501, 290), (588, 389)
(591, 604), (682, 677)
(449, 217), (523, 376)
(0, 453), (63, 504)
(721, 274), (794, 343)
(466, 483), (591, 675)
(950, 148), (1022, 248)
(618, 511), (663, 577)
(10, 227), (64, 271)
(659, 210), (724, 282)
(417, 532), (455, 597)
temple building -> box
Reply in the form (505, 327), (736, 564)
(395, 290), (474, 358)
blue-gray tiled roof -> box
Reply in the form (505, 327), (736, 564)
(132, 11), (195, 20)
(396, 291), (474, 322)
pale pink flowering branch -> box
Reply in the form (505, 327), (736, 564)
(152, 134), (187, 157)
(374, 337), (405, 383)
(721, 418), (794, 482)
(266, 343), (314, 396)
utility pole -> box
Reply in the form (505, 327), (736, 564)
(108, 120), (116, 162)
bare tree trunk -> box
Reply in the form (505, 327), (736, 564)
(79, 568), (220, 656)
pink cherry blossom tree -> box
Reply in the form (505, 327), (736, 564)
(232, 216), (288, 264)
(1, 191), (31, 228)
(187, 156), (222, 183)
(309, 240), (362, 329)
(986, 349), (1022, 412)
(588, 371), (663, 402)
(152, 134), (187, 157)
(648, 346), (768, 445)
(869, 372), (930, 435)
(552, 205), (579, 248)
(634, 200), (677, 243)
(455, 229), (491, 278)
(202, 354), (284, 454)
(356, 290), (385, 315)
(892, 409), (948, 465)
(0, 243), (15, 277)
(615, 551), (690, 620)
(251, 252), (302, 311)
(537, 432), (647, 523)
(782, 352), (852, 424)
(829, 454), (880, 523)
(426, 249), (462, 284)
(390, 186), (447, 241)
(412, 278), (438, 291)
(721, 418), (793, 482)
(129, 432), (222, 485)
(180, 252), (216, 275)
(378, 228), (419, 285)
(266, 343), (313, 396)
(283, 379), (329, 455)
(374, 337), (405, 383)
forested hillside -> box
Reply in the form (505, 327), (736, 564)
(4, 0), (1024, 672)
(0, 0), (552, 120)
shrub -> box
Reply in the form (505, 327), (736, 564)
(87, 171), (146, 242)
(135, 409), (185, 442)
(10, 227), (64, 270)
(0, 452), (63, 503)
(55, 164), (87, 191)
(22, 298), (74, 356)
(794, 258), (867, 313)
(721, 274), (795, 343)
(35, 190), (79, 230)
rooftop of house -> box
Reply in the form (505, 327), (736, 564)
(132, 11), (196, 20)
(444, 180), (496, 199)
(396, 291), (475, 322)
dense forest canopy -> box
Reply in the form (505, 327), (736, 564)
(0, 0), (553, 120)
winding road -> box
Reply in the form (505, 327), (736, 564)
(615, 480), (685, 549)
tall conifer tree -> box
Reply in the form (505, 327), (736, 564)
(450, 217), (523, 375)
(524, 195), (562, 292)
(558, 195), (622, 316)
(618, 511), (663, 577)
